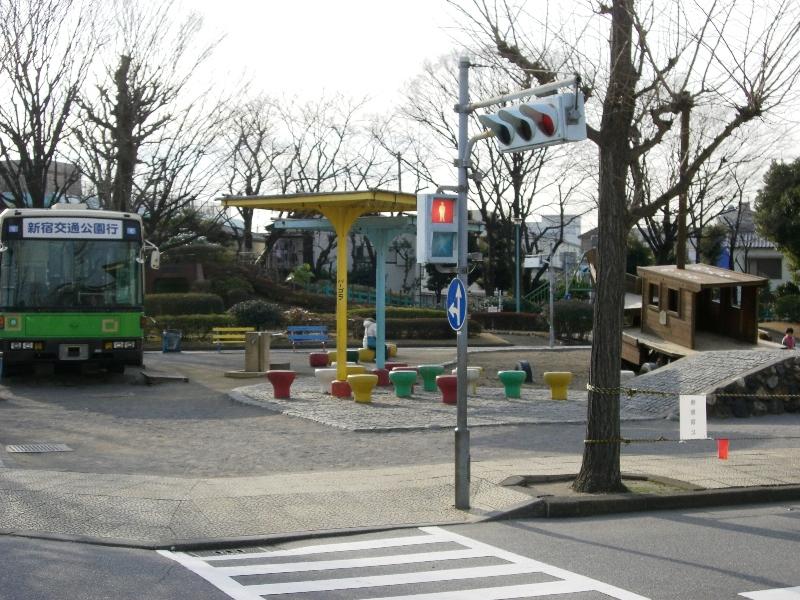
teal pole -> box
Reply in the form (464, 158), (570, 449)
(373, 231), (388, 369)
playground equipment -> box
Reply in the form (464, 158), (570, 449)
(497, 370), (526, 399)
(436, 375), (458, 405)
(388, 370), (417, 398)
(266, 370), (296, 399)
(542, 371), (573, 400)
(418, 364), (445, 392)
(347, 374), (379, 403)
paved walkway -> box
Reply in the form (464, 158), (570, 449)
(3, 448), (799, 547)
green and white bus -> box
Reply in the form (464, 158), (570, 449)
(0, 205), (159, 375)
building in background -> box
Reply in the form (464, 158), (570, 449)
(717, 203), (794, 286)
(0, 161), (82, 208)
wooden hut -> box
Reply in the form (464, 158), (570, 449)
(622, 263), (768, 366)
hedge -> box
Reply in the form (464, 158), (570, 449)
(146, 313), (235, 340)
(774, 294), (800, 322)
(349, 306), (446, 319)
(229, 299), (284, 328)
(552, 299), (593, 341)
(251, 277), (336, 312)
(384, 317), (482, 339)
(145, 293), (225, 316)
(471, 311), (547, 331)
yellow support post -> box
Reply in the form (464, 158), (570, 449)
(321, 206), (364, 383)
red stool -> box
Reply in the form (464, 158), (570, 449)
(308, 352), (329, 367)
(266, 370), (296, 399)
(331, 380), (352, 399)
(384, 362), (408, 371)
(371, 368), (391, 386)
(436, 375), (458, 405)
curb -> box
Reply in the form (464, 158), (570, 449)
(5, 485), (799, 551)
(0, 520), (466, 552)
(488, 483), (800, 520)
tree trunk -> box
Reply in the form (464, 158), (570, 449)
(112, 55), (136, 213)
(243, 208), (254, 253)
(573, 0), (635, 494)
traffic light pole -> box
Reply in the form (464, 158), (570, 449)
(454, 55), (471, 510)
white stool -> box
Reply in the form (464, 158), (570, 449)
(451, 366), (482, 394)
(314, 368), (338, 394)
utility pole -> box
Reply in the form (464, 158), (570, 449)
(396, 152), (402, 192)
(454, 55), (471, 510)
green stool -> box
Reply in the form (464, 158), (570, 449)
(388, 369), (417, 398)
(497, 370), (526, 399)
(346, 349), (360, 363)
(418, 364), (445, 392)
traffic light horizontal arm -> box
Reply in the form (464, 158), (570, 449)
(467, 75), (579, 112)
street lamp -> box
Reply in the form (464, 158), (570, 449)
(513, 216), (523, 313)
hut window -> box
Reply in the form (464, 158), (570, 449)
(667, 288), (679, 314)
(711, 287), (721, 303)
(731, 286), (742, 308)
(648, 283), (660, 307)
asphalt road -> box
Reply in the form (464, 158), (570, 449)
(3, 502), (797, 600)
(1, 350), (798, 477)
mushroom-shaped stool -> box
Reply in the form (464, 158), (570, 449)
(542, 371), (573, 401)
(266, 370), (296, 399)
(418, 364), (445, 392)
(497, 370), (526, 399)
(347, 373), (379, 404)
(314, 368), (337, 393)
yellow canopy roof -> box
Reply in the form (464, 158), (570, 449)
(220, 189), (417, 213)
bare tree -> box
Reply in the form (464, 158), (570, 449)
(222, 96), (288, 253)
(73, 0), (219, 213)
(275, 94), (396, 278)
(392, 55), (591, 295)
(452, 0), (800, 492)
(0, 0), (97, 208)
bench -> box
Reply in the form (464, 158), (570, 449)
(286, 325), (329, 351)
(211, 326), (255, 349)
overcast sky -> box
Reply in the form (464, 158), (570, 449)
(195, 0), (461, 108)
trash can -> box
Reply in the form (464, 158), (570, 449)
(161, 329), (182, 353)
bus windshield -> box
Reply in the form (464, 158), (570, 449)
(0, 239), (143, 310)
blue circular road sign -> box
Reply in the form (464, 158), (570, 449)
(446, 278), (467, 331)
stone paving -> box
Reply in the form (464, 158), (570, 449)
(232, 379), (653, 432)
(233, 349), (798, 429)
(622, 350), (794, 417)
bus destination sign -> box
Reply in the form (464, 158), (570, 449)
(21, 217), (123, 239)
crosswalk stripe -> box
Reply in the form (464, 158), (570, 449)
(159, 526), (650, 600)
(244, 562), (552, 596)
(740, 587), (800, 599)
(364, 580), (597, 600)
(215, 548), (487, 576)
(200, 532), (452, 562)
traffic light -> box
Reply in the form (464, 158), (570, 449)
(416, 193), (458, 264)
(478, 91), (586, 153)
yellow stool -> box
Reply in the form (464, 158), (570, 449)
(347, 373), (379, 404)
(346, 364), (366, 376)
(386, 343), (397, 358)
(542, 371), (573, 400)
(327, 350), (338, 364)
(358, 347), (376, 362)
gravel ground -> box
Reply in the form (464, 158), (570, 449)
(464, 348), (591, 389)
